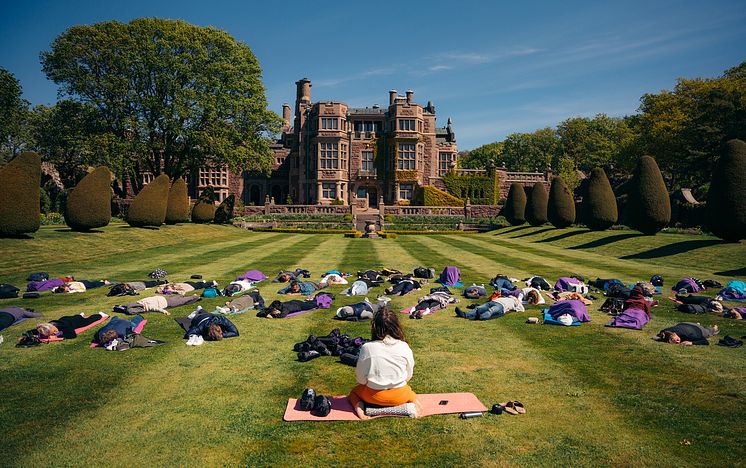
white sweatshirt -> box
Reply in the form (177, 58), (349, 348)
(355, 336), (415, 390)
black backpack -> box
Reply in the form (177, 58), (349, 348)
(107, 283), (137, 297)
(414, 267), (434, 279)
(600, 297), (625, 315)
(0, 284), (20, 299)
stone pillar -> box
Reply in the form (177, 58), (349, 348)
(336, 181), (342, 202)
(264, 195), (271, 215)
(317, 182), (323, 205)
(465, 197), (471, 220)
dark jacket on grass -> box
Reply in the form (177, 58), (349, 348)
(185, 313), (239, 339)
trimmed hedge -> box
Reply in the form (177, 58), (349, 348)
(548, 176), (575, 228)
(0, 151), (41, 236)
(214, 194), (236, 224)
(126, 174), (170, 228)
(525, 182), (548, 226)
(583, 167), (618, 231)
(503, 183), (527, 225)
(192, 186), (216, 223)
(707, 139), (746, 241)
(627, 156), (670, 235)
(65, 166), (112, 231)
(252, 228), (356, 234)
(420, 186), (463, 207)
(344, 231), (363, 238)
(380, 230), (480, 235)
(165, 177), (190, 224)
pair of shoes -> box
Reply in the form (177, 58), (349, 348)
(718, 336), (743, 348)
(186, 335), (204, 346)
(498, 401), (526, 415)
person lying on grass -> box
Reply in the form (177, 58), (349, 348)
(272, 269), (311, 283)
(722, 308), (746, 320)
(670, 294), (724, 314)
(93, 315), (145, 346)
(29, 313), (108, 340)
(655, 322), (719, 346)
(383, 278), (422, 297)
(184, 310), (239, 341)
(257, 299), (318, 318)
(454, 292), (525, 320)
(348, 307), (422, 420)
(52, 279), (111, 293)
(278, 280), (327, 296)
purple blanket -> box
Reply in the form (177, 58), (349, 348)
(438, 266), (461, 286)
(548, 300), (590, 322)
(27, 278), (65, 292)
(672, 278), (702, 293)
(606, 308), (650, 330)
(554, 277), (580, 292)
(236, 270), (267, 282)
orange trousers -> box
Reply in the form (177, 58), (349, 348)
(348, 384), (417, 408)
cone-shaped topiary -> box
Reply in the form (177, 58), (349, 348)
(503, 183), (527, 226)
(583, 167), (618, 231)
(165, 177), (190, 224)
(627, 156), (670, 235)
(547, 176), (576, 228)
(192, 186), (216, 223)
(526, 182), (548, 226)
(64, 166), (112, 231)
(126, 174), (170, 228)
(214, 194), (236, 224)
(706, 139), (746, 242)
(0, 152), (40, 236)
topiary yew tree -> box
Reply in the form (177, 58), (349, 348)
(126, 174), (170, 227)
(192, 186), (216, 223)
(548, 176), (575, 228)
(214, 194), (235, 224)
(627, 155), (670, 235)
(165, 177), (190, 224)
(526, 181), (548, 226)
(583, 167), (618, 231)
(707, 139), (746, 242)
(503, 183), (527, 226)
(64, 166), (112, 231)
(0, 152), (40, 236)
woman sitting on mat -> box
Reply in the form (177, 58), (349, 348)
(348, 307), (421, 420)
(655, 322), (719, 346)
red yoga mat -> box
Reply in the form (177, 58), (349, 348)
(283, 392), (487, 422)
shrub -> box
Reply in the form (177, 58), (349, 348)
(583, 167), (618, 231)
(384, 214), (393, 223)
(192, 186), (216, 223)
(64, 166), (112, 231)
(344, 231), (363, 238)
(0, 152), (40, 236)
(214, 194), (236, 224)
(343, 213), (353, 222)
(503, 183), (526, 225)
(420, 186), (463, 206)
(627, 156), (670, 235)
(441, 171), (498, 204)
(707, 139), (746, 242)
(548, 176), (575, 228)
(126, 174), (170, 228)
(380, 232), (398, 239)
(41, 212), (65, 225)
(165, 177), (190, 224)
(331, 198), (344, 206)
(525, 182), (548, 226)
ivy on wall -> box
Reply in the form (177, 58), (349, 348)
(415, 185), (464, 206)
(442, 170), (499, 205)
(395, 170), (418, 181)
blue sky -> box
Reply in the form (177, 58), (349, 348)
(1, 0), (744, 149)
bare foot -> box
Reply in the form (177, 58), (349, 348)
(354, 402), (370, 420)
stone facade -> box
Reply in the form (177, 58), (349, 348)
(242, 78), (458, 207)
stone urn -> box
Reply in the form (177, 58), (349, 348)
(363, 221), (379, 238)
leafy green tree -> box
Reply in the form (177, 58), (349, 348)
(41, 18), (282, 186)
(459, 142), (503, 169)
(501, 128), (559, 172)
(0, 68), (33, 162)
(557, 114), (634, 173)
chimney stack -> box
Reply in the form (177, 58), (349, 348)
(389, 90), (397, 105)
(282, 103), (291, 128)
(296, 78), (312, 104)
(406, 90), (413, 103)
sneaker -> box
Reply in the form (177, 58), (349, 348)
(455, 307), (466, 318)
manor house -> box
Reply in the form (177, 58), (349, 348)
(191, 78), (458, 207)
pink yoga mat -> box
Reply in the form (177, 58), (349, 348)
(283, 392), (487, 422)
(40, 315), (110, 343)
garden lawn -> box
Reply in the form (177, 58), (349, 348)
(0, 223), (745, 466)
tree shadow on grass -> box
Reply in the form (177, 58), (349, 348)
(536, 229), (586, 243)
(570, 233), (642, 250)
(511, 227), (555, 239)
(494, 225), (532, 236)
(715, 267), (746, 277)
(620, 239), (725, 260)
(0, 234), (34, 239)
(54, 228), (105, 233)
